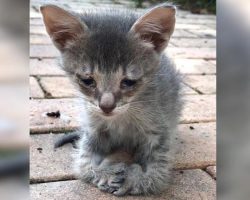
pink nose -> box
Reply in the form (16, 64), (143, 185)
(99, 93), (116, 114)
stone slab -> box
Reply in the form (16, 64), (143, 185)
(30, 59), (65, 76)
(30, 133), (74, 183)
(175, 59), (216, 75)
(30, 169), (215, 200)
(40, 77), (77, 98)
(183, 75), (216, 94)
(30, 77), (44, 98)
(206, 166), (216, 179)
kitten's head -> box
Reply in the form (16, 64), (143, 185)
(41, 4), (176, 117)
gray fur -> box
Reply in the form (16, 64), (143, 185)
(42, 4), (182, 196)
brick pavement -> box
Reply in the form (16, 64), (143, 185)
(30, 1), (216, 199)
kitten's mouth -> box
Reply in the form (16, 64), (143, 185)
(102, 112), (114, 117)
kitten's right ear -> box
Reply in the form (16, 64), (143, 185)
(129, 4), (176, 53)
(40, 5), (87, 51)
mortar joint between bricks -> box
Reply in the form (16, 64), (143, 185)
(35, 76), (53, 98)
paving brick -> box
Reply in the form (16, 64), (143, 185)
(40, 77), (77, 98)
(172, 29), (197, 38)
(177, 18), (216, 25)
(30, 11), (42, 19)
(30, 45), (59, 58)
(181, 95), (216, 123)
(181, 83), (198, 95)
(174, 123), (216, 169)
(188, 29), (216, 38)
(30, 77), (44, 98)
(175, 59), (216, 75)
(30, 59), (65, 76)
(30, 133), (74, 182)
(171, 38), (216, 48)
(30, 18), (44, 26)
(30, 98), (80, 133)
(206, 166), (216, 179)
(183, 75), (216, 94)
(30, 123), (215, 182)
(167, 48), (216, 59)
(30, 169), (215, 200)
(184, 14), (216, 20)
(30, 35), (52, 45)
(175, 24), (208, 30)
(30, 26), (47, 35)
(209, 60), (216, 66)
(206, 24), (216, 29)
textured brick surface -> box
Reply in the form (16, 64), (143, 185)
(30, 45), (59, 58)
(30, 133), (74, 182)
(206, 166), (216, 179)
(30, 99), (80, 133)
(40, 77), (77, 98)
(171, 38), (216, 48)
(30, 26), (47, 35)
(30, 169), (215, 200)
(175, 123), (216, 169)
(30, 35), (52, 44)
(183, 75), (216, 94)
(175, 59), (216, 75)
(181, 83), (198, 95)
(188, 29), (216, 38)
(30, 59), (65, 76)
(30, 77), (44, 98)
(167, 47), (216, 59)
(172, 29), (196, 38)
(181, 95), (216, 123)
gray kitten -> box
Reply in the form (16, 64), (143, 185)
(41, 3), (182, 196)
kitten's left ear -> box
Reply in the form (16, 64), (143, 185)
(130, 4), (176, 53)
(40, 5), (87, 51)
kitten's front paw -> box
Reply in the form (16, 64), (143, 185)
(92, 163), (127, 194)
(113, 164), (143, 196)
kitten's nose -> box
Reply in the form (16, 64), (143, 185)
(99, 93), (116, 114)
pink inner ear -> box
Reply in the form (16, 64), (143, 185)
(41, 5), (84, 50)
(131, 7), (176, 52)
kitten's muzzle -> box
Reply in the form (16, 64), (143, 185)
(99, 92), (116, 114)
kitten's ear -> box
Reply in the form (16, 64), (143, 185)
(40, 5), (87, 51)
(130, 4), (176, 53)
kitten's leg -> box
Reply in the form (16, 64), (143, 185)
(113, 145), (173, 196)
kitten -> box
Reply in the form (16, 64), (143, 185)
(41, 3), (182, 196)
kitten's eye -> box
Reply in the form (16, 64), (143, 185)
(82, 77), (96, 88)
(121, 78), (137, 88)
